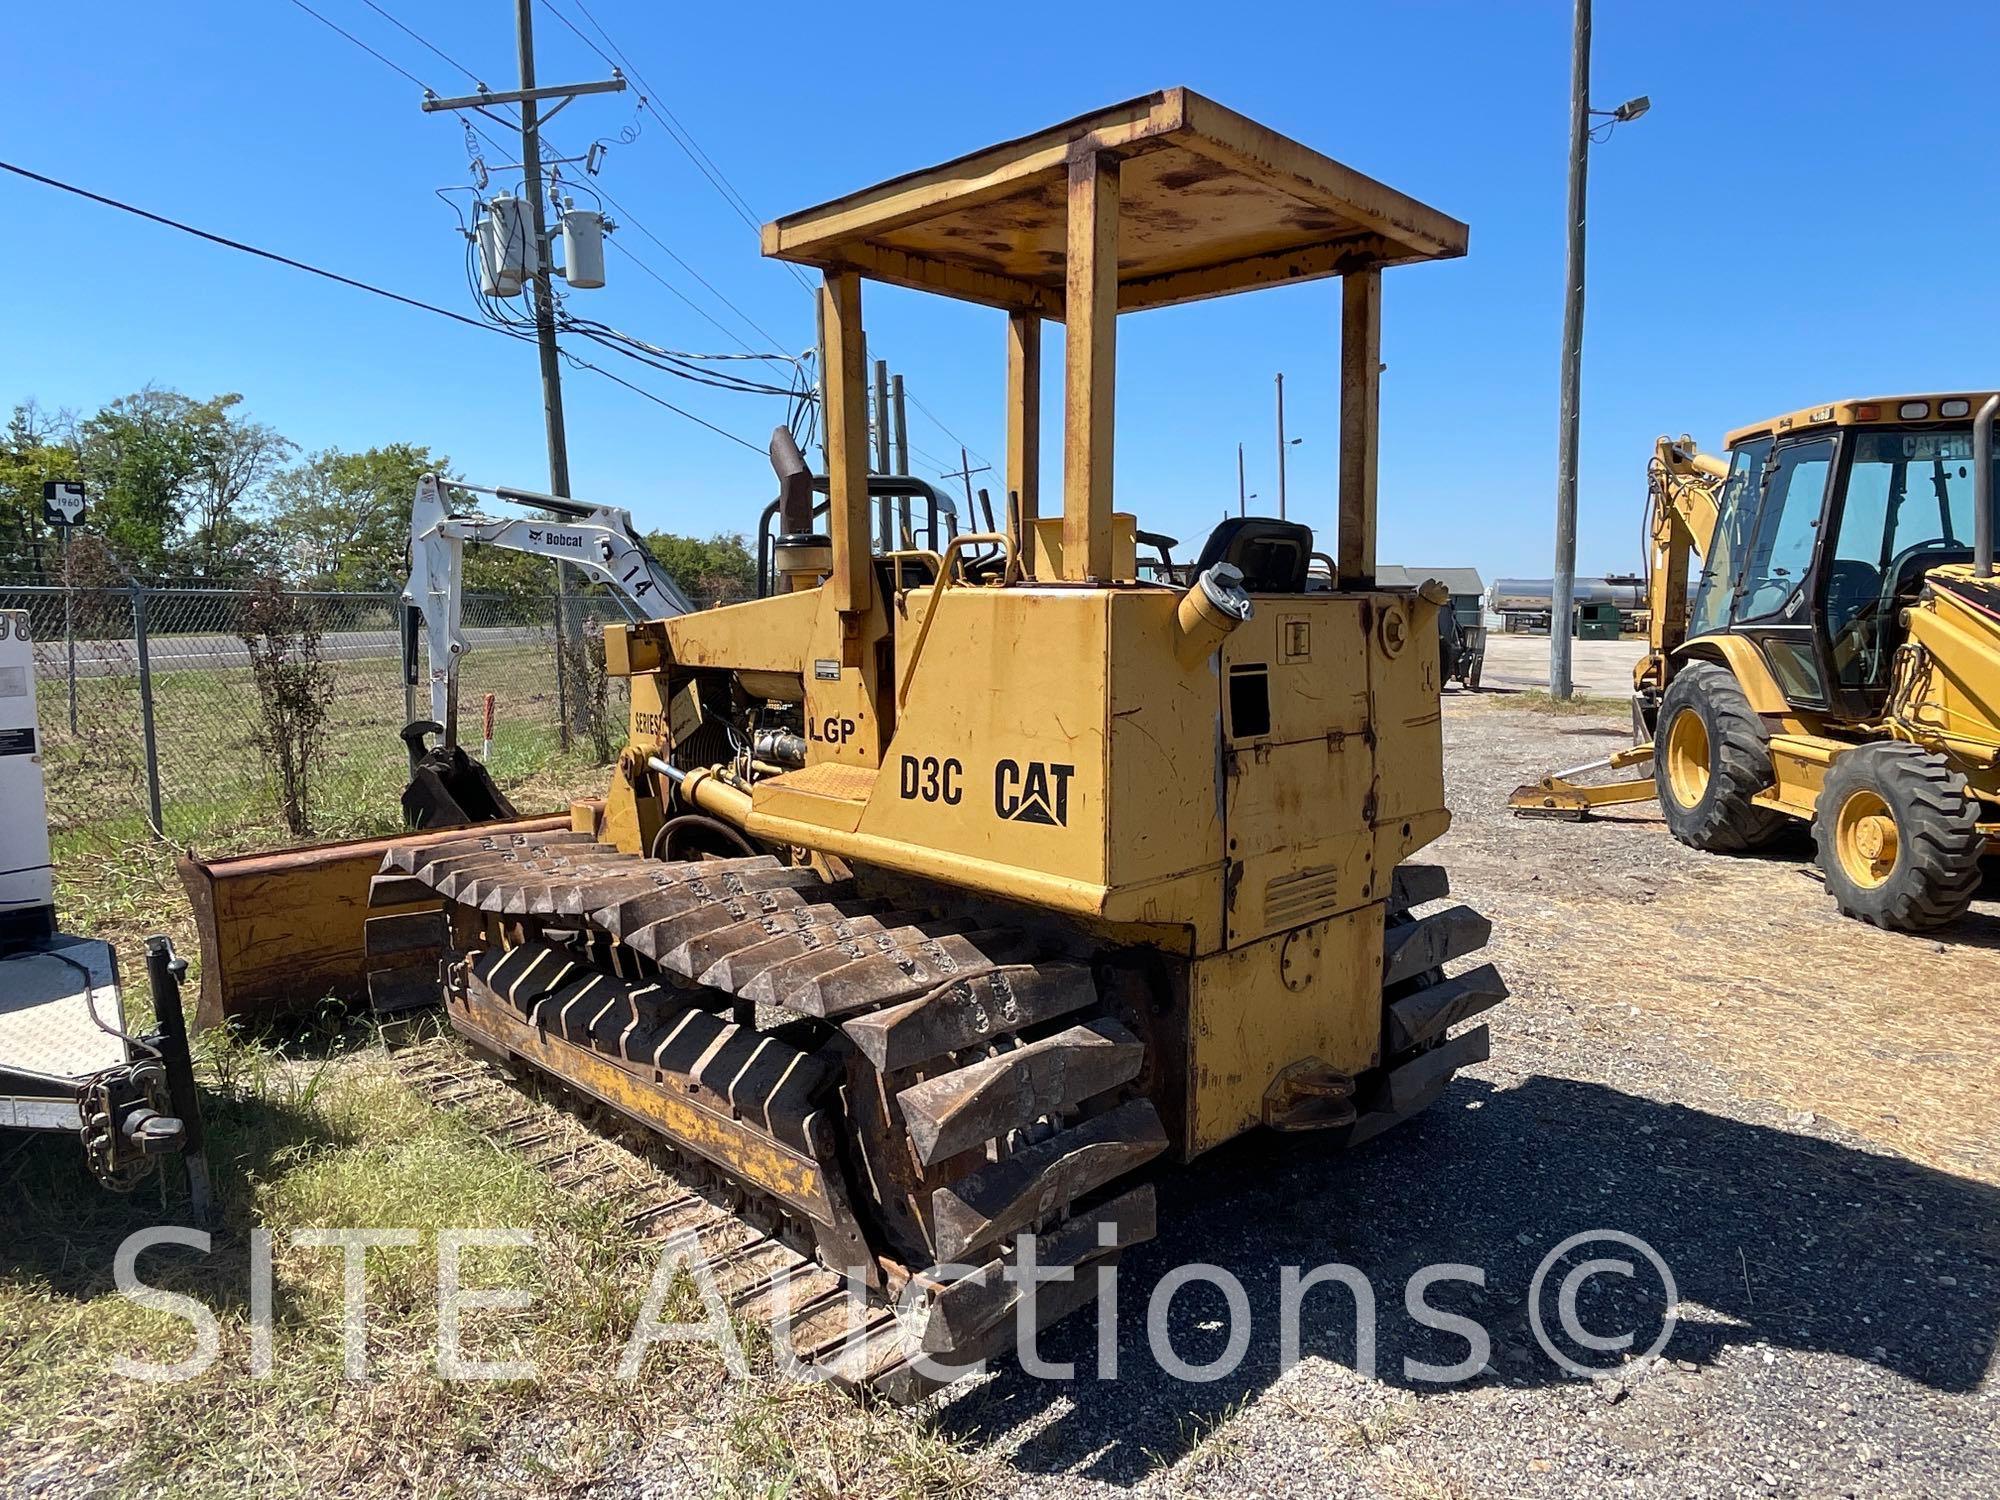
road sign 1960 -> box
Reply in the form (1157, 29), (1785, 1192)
(42, 481), (86, 528)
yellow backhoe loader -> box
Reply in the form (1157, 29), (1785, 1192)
(192, 89), (1507, 1393)
(1513, 396), (2000, 930)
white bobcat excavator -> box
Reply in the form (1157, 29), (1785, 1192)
(396, 472), (693, 826)
(395, 449), (966, 827)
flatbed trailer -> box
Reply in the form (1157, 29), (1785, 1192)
(1, 607), (208, 1207)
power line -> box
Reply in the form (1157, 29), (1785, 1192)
(281, 0), (975, 466)
(283, 0), (430, 90)
(355, 0), (485, 87)
(540, 0), (817, 295)
(462, 112), (786, 359)
(0, 157), (763, 455)
(905, 388), (992, 471)
(572, 168), (794, 354)
(304, 1), (795, 365)
(0, 158), (515, 340)
(558, 350), (763, 452)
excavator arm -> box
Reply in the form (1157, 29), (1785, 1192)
(1509, 434), (1726, 819)
(402, 472), (692, 734)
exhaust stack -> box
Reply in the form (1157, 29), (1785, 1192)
(1976, 394), (1997, 579)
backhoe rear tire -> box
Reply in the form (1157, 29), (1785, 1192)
(1653, 662), (1787, 853)
(1812, 742), (1984, 932)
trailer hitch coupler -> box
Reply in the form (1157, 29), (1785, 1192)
(1175, 563), (1254, 665)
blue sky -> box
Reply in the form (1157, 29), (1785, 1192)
(4, 2), (1997, 579)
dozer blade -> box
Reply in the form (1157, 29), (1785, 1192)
(178, 813), (573, 1028)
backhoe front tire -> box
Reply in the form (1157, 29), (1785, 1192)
(1812, 743), (1983, 932)
(1653, 662), (1787, 853)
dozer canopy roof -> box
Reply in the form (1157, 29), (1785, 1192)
(1725, 394), (1997, 449)
(760, 87), (1468, 316)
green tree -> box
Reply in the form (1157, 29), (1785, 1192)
(184, 394), (294, 577)
(1, 402), (83, 578)
(75, 387), (206, 573)
(57, 387), (292, 577)
(642, 530), (756, 606)
(264, 443), (450, 589)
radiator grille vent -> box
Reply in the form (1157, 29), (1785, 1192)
(1264, 864), (1341, 927)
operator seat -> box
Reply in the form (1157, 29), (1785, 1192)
(1193, 517), (1314, 593)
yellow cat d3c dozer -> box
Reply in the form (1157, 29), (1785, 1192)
(220, 90), (1508, 1395)
(1513, 397), (2000, 930)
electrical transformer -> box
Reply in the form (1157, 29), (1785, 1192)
(560, 205), (606, 289)
(476, 190), (538, 297)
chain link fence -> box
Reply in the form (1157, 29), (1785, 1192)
(2, 580), (636, 862)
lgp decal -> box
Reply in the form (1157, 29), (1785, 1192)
(994, 759), (1074, 826)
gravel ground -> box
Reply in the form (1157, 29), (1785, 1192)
(910, 688), (2000, 1499)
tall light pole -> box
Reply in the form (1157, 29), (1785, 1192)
(1550, 0), (1647, 699)
(1275, 372), (1303, 524)
(1275, 373), (1287, 520)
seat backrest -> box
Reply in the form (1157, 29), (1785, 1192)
(1192, 517), (1315, 593)
(1887, 545), (1973, 606)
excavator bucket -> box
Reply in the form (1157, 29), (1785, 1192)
(399, 721), (517, 830)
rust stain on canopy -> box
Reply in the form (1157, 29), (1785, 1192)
(760, 87), (1468, 317)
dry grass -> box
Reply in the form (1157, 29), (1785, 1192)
(0, 1033), (983, 1500)
(1473, 688), (1626, 716)
(1535, 862), (2000, 1180)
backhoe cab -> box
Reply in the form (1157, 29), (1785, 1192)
(1514, 394), (2000, 931)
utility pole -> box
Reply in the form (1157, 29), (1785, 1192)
(421, 5), (624, 745)
(1237, 443), (1248, 516)
(514, 0), (568, 502)
(1550, 0), (1592, 702)
(1549, 0), (1649, 700)
(943, 448), (992, 516)
(873, 359), (892, 550)
(890, 373), (912, 544)
(515, 0), (575, 744)
(1275, 372), (1288, 521)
